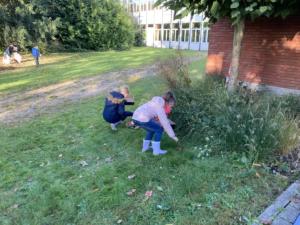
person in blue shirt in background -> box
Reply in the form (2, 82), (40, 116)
(103, 85), (134, 130)
(32, 46), (40, 66)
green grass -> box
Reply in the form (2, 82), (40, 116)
(0, 53), (289, 225)
(0, 47), (197, 96)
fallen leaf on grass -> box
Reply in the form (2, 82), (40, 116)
(117, 219), (123, 224)
(128, 174), (136, 180)
(105, 157), (112, 163)
(156, 204), (170, 211)
(127, 189), (136, 196)
(144, 190), (153, 201)
(79, 160), (88, 167)
(59, 154), (63, 158)
(252, 163), (262, 167)
(157, 186), (163, 191)
(11, 204), (19, 209)
(255, 172), (261, 178)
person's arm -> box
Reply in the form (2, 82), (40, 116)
(117, 102), (125, 115)
(124, 97), (134, 105)
(155, 106), (177, 141)
(124, 101), (134, 106)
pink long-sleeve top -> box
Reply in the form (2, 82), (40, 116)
(132, 96), (175, 138)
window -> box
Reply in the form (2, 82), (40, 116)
(203, 29), (209, 43)
(182, 23), (189, 29)
(172, 30), (179, 41)
(192, 30), (201, 42)
(163, 30), (170, 41)
(155, 24), (161, 41)
(203, 22), (210, 28)
(193, 23), (201, 28)
(172, 23), (180, 29)
(185, 30), (189, 42)
(155, 30), (161, 41)
(164, 24), (170, 29)
(148, 24), (153, 28)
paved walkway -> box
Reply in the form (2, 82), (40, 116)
(254, 181), (300, 225)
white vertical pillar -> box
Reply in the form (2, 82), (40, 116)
(199, 14), (203, 51)
(169, 10), (173, 48)
(161, 7), (163, 48)
(188, 14), (193, 50)
(178, 18), (182, 50)
(153, 2), (155, 47)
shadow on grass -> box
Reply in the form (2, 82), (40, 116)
(0, 48), (191, 95)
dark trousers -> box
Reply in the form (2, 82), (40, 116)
(133, 119), (163, 142)
(118, 111), (133, 122)
(34, 57), (39, 66)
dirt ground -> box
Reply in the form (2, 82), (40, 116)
(0, 64), (158, 125)
(0, 56), (200, 125)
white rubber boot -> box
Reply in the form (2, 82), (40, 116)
(142, 140), (151, 152)
(152, 141), (167, 156)
(110, 123), (117, 130)
(110, 121), (122, 130)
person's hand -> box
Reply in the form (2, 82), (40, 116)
(172, 136), (179, 142)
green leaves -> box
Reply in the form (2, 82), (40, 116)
(210, 1), (220, 16)
(158, 0), (300, 25)
(230, 2), (239, 9)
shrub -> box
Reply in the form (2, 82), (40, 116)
(160, 56), (300, 161)
(134, 29), (145, 47)
(158, 51), (191, 89)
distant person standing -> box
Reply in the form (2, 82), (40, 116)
(32, 46), (40, 66)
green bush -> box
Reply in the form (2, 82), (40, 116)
(134, 29), (145, 47)
(160, 57), (300, 161)
(171, 77), (300, 160)
(0, 0), (134, 51)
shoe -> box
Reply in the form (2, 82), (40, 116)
(142, 140), (151, 152)
(110, 123), (117, 130)
(152, 141), (167, 156)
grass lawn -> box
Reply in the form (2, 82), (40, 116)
(0, 52), (288, 225)
(0, 47), (197, 96)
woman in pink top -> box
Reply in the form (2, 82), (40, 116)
(132, 92), (179, 155)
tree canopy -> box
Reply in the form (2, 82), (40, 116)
(0, 0), (135, 51)
(156, 0), (300, 24)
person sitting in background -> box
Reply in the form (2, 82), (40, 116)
(103, 85), (134, 130)
(11, 45), (22, 64)
(3, 45), (14, 64)
(132, 91), (178, 156)
(32, 46), (40, 66)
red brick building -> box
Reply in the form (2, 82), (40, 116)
(206, 16), (300, 94)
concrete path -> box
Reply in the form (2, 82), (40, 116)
(254, 180), (300, 225)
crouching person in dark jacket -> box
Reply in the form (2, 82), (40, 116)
(103, 85), (134, 130)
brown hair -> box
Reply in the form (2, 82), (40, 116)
(162, 91), (176, 105)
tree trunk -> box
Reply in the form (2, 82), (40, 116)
(227, 18), (245, 93)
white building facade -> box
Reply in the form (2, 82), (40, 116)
(121, 0), (209, 51)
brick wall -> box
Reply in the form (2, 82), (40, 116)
(206, 16), (300, 90)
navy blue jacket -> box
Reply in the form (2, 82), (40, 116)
(102, 91), (133, 123)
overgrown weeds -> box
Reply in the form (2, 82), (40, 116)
(160, 55), (300, 161)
